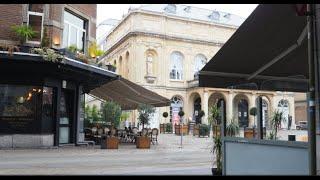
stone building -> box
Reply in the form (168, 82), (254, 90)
(96, 4), (296, 129)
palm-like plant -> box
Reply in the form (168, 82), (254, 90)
(270, 110), (286, 140)
(11, 25), (36, 45)
(209, 104), (220, 125)
(226, 118), (240, 137)
(212, 136), (222, 174)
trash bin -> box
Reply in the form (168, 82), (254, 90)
(288, 135), (296, 141)
(101, 135), (107, 149)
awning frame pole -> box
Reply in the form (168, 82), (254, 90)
(307, 4), (317, 176)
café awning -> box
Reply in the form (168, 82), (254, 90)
(89, 77), (170, 110)
(199, 4), (308, 92)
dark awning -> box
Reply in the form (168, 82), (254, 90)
(199, 4), (308, 92)
(89, 77), (170, 110)
(0, 52), (170, 110)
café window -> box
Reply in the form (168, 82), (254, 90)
(0, 85), (55, 134)
(27, 4), (44, 44)
(62, 10), (87, 52)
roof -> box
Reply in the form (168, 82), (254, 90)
(133, 4), (246, 27)
(199, 4), (308, 92)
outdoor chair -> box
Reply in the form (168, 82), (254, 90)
(131, 127), (139, 143)
(151, 128), (158, 145)
(104, 127), (110, 135)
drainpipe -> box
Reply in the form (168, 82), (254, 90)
(307, 4), (317, 176)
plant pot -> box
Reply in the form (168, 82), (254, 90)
(18, 45), (31, 53)
(211, 168), (222, 176)
(105, 136), (119, 149)
(136, 136), (150, 149)
(106, 65), (116, 72)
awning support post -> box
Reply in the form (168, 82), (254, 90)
(307, 4), (317, 176)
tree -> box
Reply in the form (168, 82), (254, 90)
(101, 101), (122, 128)
(226, 118), (240, 137)
(91, 104), (101, 124)
(84, 105), (92, 127)
(137, 104), (155, 129)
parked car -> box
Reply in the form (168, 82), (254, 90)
(296, 121), (307, 130)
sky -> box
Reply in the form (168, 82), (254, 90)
(97, 4), (258, 25)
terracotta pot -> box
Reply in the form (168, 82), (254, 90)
(136, 136), (150, 149)
(105, 136), (119, 149)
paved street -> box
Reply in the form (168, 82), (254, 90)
(0, 134), (213, 175)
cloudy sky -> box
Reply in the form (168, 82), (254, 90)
(97, 4), (258, 25)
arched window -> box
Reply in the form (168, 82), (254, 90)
(194, 54), (207, 79)
(169, 51), (183, 80)
(170, 96), (183, 124)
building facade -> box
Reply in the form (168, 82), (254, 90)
(0, 4), (118, 148)
(96, 4), (296, 129)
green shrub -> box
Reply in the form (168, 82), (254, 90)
(199, 124), (210, 137)
(166, 123), (172, 133)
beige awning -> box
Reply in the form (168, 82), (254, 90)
(89, 77), (170, 110)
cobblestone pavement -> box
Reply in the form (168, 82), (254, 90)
(0, 134), (214, 175)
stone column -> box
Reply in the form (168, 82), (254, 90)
(249, 93), (256, 127)
(226, 92), (234, 124)
(202, 90), (209, 124)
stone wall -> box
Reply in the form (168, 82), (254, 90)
(0, 134), (54, 148)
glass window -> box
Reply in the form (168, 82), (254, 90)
(0, 85), (42, 134)
(194, 54), (207, 79)
(170, 51), (184, 80)
(28, 4), (43, 13)
(28, 14), (42, 42)
(62, 10), (86, 51)
(41, 87), (55, 133)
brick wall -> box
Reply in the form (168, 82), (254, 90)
(0, 4), (96, 46)
(0, 4), (23, 43)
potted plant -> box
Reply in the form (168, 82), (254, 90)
(209, 104), (221, 138)
(0, 43), (20, 56)
(269, 110), (286, 140)
(166, 122), (172, 133)
(177, 110), (188, 135)
(136, 104), (155, 149)
(88, 41), (104, 59)
(212, 136), (222, 175)
(247, 107), (258, 138)
(101, 101), (121, 149)
(76, 52), (89, 64)
(199, 124), (210, 137)
(11, 24), (36, 52)
(226, 118), (240, 137)
(160, 112), (168, 133)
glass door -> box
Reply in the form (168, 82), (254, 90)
(59, 90), (74, 144)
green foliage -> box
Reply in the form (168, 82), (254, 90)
(209, 104), (220, 125)
(178, 110), (185, 117)
(101, 101), (122, 128)
(165, 123), (172, 133)
(88, 41), (104, 58)
(212, 136), (222, 173)
(270, 110), (286, 140)
(41, 27), (50, 48)
(267, 131), (276, 140)
(249, 107), (257, 116)
(120, 111), (130, 121)
(91, 104), (101, 123)
(68, 45), (79, 53)
(162, 112), (168, 118)
(11, 25), (36, 44)
(137, 104), (155, 129)
(84, 105), (93, 127)
(199, 124), (210, 137)
(31, 48), (63, 62)
(226, 118), (240, 137)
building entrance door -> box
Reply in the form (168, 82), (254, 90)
(194, 97), (201, 124)
(59, 89), (74, 144)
